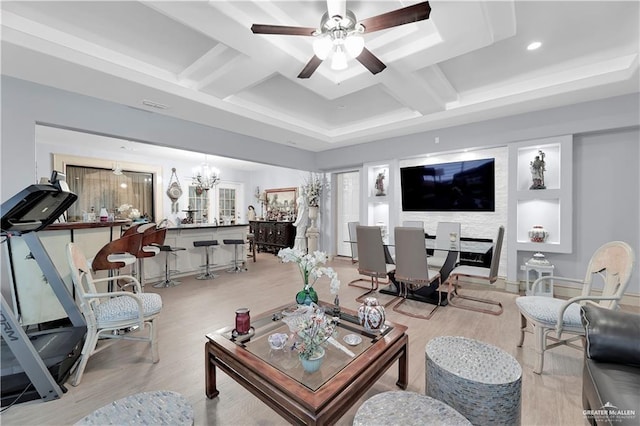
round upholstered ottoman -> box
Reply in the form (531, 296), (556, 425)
(353, 391), (471, 426)
(425, 336), (522, 426)
(74, 390), (194, 425)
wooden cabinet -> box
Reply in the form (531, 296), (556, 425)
(250, 221), (295, 253)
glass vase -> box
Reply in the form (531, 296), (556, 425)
(295, 286), (318, 305)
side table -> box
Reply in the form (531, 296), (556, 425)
(524, 261), (555, 297)
(426, 336), (522, 426)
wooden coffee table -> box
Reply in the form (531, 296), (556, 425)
(205, 302), (408, 425)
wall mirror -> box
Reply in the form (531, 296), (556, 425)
(265, 187), (297, 221)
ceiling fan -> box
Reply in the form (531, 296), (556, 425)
(251, 1), (431, 78)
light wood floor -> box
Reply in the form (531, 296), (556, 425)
(2, 253), (595, 425)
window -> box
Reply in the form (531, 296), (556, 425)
(218, 187), (236, 223)
(65, 166), (154, 222)
(187, 186), (210, 224)
(53, 154), (163, 223)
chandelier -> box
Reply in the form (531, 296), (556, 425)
(192, 161), (220, 192)
(112, 162), (124, 175)
(312, 10), (364, 71)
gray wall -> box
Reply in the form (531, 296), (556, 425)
(315, 93), (640, 170)
(316, 95), (639, 296)
(1, 76), (317, 203)
(2, 76), (639, 296)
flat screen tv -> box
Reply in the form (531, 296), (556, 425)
(400, 158), (495, 212)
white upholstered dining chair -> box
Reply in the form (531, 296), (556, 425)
(515, 240), (634, 374)
(66, 243), (163, 386)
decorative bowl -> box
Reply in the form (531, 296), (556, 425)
(268, 333), (289, 350)
(343, 334), (362, 346)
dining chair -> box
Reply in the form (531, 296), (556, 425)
(515, 240), (634, 374)
(445, 226), (504, 315)
(402, 220), (424, 229)
(428, 222), (461, 270)
(66, 243), (163, 386)
(393, 226), (442, 319)
(348, 221), (359, 263)
(350, 225), (397, 306)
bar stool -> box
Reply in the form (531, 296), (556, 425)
(246, 233), (256, 262)
(135, 225), (167, 290)
(153, 244), (187, 287)
(193, 240), (219, 280)
(122, 223), (163, 290)
(91, 233), (143, 292)
(223, 239), (247, 273)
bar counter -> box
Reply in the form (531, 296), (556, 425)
(5, 221), (249, 326)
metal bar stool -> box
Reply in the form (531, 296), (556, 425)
(223, 239), (247, 273)
(153, 245), (187, 287)
(247, 233), (257, 262)
(193, 240), (219, 280)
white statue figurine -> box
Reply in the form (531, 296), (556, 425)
(293, 191), (309, 252)
(529, 150), (546, 190)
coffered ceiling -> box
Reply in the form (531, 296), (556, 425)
(2, 1), (638, 152)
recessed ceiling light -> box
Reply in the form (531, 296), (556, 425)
(527, 41), (542, 51)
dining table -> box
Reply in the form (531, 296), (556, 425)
(379, 236), (494, 306)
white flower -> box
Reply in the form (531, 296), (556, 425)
(304, 174), (325, 208)
(118, 203), (141, 219)
(278, 247), (340, 295)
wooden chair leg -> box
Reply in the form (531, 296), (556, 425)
(71, 332), (98, 386)
(517, 314), (527, 347)
(150, 319), (159, 363)
(533, 324), (546, 374)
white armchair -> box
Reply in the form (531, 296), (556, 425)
(66, 243), (163, 386)
(515, 241), (635, 374)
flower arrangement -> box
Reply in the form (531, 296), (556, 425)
(117, 203), (141, 220)
(284, 305), (336, 360)
(304, 173), (325, 208)
(278, 247), (340, 295)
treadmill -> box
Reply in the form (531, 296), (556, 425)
(1, 172), (87, 407)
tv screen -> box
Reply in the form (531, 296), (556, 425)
(400, 158), (495, 212)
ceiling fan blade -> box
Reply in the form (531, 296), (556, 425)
(297, 56), (324, 79)
(359, 1), (431, 33)
(356, 48), (387, 75)
(251, 24), (316, 36)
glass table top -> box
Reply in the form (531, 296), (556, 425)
(213, 306), (393, 391)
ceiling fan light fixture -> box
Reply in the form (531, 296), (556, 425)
(331, 46), (348, 70)
(326, 0), (346, 22)
(344, 34), (364, 57)
(313, 36), (333, 60)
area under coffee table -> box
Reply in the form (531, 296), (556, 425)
(205, 302), (408, 425)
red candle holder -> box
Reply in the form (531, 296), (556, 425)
(235, 308), (250, 335)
